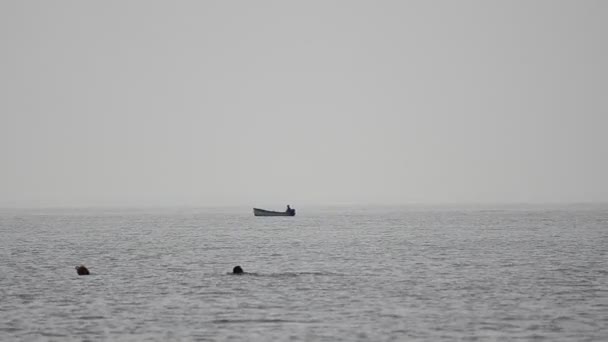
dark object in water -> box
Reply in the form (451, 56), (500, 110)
(253, 207), (296, 216)
(233, 266), (243, 274)
(75, 265), (90, 275)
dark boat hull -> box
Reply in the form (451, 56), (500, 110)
(253, 208), (296, 216)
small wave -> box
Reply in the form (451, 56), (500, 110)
(274, 271), (343, 278)
(263, 272), (331, 278)
(78, 315), (105, 320)
(40, 332), (68, 337)
(379, 313), (402, 319)
(292, 271), (339, 276)
(226, 271), (341, 278)
(551, 316), (574, 323)
(16, 293), (35, 300)
(200, 291), (233, 295)
(211, 318), (321, 324)
(226, 272), (260, 276)
(211, 319), (294, 324)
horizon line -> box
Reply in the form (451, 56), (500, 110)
(1, 201), (607, 210)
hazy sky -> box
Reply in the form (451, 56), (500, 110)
(1, 1), (607, 207)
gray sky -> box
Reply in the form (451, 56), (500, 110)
(1, 0), (607, 207)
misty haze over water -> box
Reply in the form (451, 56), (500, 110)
(1, 1), (607, 207)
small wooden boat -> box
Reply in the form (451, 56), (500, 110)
(253, 208), (296, 216)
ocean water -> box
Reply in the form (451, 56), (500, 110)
(0, 205), (606, 341)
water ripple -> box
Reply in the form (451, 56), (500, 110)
(0, 206), (606, 341)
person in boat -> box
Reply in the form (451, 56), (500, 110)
(286, 205), (291, 213)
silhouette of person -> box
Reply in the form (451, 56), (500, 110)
(233, 266), (244, 274)
(75, 265), (90, 275)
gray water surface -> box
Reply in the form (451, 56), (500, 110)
(1, 206), (607, 341)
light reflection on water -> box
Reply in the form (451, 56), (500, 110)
(0, 206), (606, 341)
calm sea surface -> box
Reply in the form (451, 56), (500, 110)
(0, 205), (606, 341)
